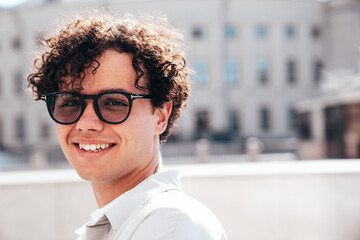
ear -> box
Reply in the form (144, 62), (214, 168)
(154, 101), (173, 135)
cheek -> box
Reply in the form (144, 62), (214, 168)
(128, 104), (156, 128)
(122, 113), (157, 142)
(56, 124), (71, 145)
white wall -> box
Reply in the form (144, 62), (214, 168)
(1, 160), (360, 240)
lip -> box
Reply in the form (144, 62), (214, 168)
(72, 138), (115, 145)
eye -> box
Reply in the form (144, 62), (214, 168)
(61, 100), (81, 107)
(104, 99), (128, 107)
(56, 97), (81, 108)
(100, 93), (129, 107)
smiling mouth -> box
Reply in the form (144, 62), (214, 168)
(75, 143), (115, 152)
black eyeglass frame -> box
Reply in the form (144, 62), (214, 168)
(41, 91), (153, 125)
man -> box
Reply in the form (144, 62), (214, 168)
(28, 12), (227, 240)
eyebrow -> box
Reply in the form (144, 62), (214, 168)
(97, 87), (150, 95)
(97, 88), (132, 95)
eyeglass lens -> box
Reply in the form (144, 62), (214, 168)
(49, 92), (130, 124)
(98, 93), (130, 123)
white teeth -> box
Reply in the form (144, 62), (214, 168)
(79, 143), (112, 152)
(101, 144), (110, 149)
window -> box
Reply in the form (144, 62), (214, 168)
(15, 117), (25, 141)
(12, 36), (21, 50)
(228, 110), (239, 133)
(194, 60), (207, 86)
(288, 107), (297, 130)
(195, 110), (210, 139)
(313, 60), (323, 84)
(287, 59), (297, 84)
(225, 24), (236, 39)
(256, 57), (269, 84)
(285, 25), (295, 39)
(225, 58), (238, 86)
(311, 25), (321, 39)
(260, 107), (271, 132)
(255, 25), (267, 39)
(40, 122), (50, 139)
(192, 26), (204, 39)
(297, 112), (311, 139)
(325, 106), (345, 158)
(14, 72), (24, 94)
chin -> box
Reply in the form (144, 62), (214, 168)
(76, 167), (116, 183)
(68, 160), (98, 181)
(76, 171), (104, 182)
(72, 167), (93, 181)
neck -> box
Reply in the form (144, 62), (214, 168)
(92, 150), (163, 208)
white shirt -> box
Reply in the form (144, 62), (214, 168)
(76, 170), (227, 240)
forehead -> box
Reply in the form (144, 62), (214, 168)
(82, 50), (136, 93)
(63, 49), (146, 94)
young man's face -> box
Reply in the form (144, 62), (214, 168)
(56, 49), (170, 185)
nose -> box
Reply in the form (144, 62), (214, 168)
(75, 100), (104, 132)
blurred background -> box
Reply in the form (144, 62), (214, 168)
(0, 0), (360, 239)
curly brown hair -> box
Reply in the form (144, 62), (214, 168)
(27, 12), (191, 142)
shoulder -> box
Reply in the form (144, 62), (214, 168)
(131, 190), (227, 240)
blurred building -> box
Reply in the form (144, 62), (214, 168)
(295, 0), (360, 160)
(0, 0), (344, 162)
(295, 72), (360, 159)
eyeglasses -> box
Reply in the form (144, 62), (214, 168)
(41, 91), (153, 125)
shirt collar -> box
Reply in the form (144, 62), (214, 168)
(76, 170), (182, 237)
(104, 170), (182, 232)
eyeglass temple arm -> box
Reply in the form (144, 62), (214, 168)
(40, 94), (151, 100)
(131, 94), (152, 100)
